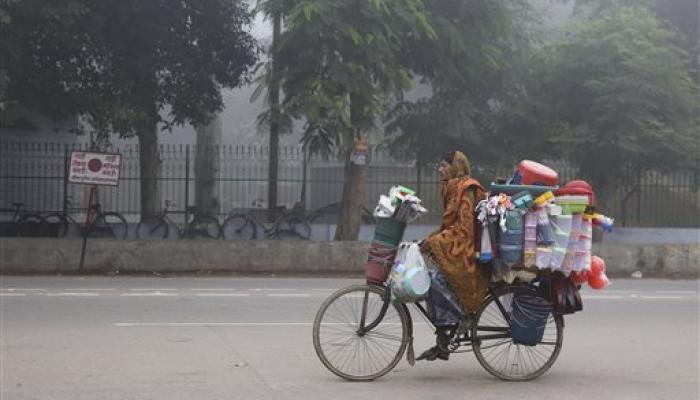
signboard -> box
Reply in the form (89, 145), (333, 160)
(69, 151), (122, 186)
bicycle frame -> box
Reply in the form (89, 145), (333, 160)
(356, 284), (520, 345)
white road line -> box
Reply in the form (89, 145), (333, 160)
(251, 288), (298, 292)
(195, 293), (250, 297)
(128, 288), (177, 291)
(121, 292), (178, 297)
(266, 293), (311, 298)
(47, 293), (100, 297)
(190, 288), (238, 291)
(654, 290), (697, 294)
(640, 296), (684, 300)
(0, 293), (26, 297)
(115, 322), (419, 327)
(64, 288), (116, 291)
(115, 322), (313, 327)
(581, 295), (625, 300)
(1, 288), (45, 291)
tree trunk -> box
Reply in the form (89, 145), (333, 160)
(195, 113), (222, 217)
(137, 126), (161, 221)
(334, 147), (368, 241)
(267, 11), (282, 222)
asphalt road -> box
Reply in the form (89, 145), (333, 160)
(1, 277), (698, 400)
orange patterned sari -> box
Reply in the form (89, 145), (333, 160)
(426, 152), (488, 314)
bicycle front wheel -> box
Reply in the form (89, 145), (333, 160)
(89, 213), (129, 239)
(221, 215), (255, 240)
(312, 285), (409, 381)
(472, 285), (563, 381)
(184, 216), (221, 239)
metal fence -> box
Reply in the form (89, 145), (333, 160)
(1, 140), (698, 227)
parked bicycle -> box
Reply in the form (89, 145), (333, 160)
(135, 200), (221, 239)
(0, 202), (44, 237)
(221, 200), (311, 240)
(312, 280), (563, 381)
(43, 201), (128, 239)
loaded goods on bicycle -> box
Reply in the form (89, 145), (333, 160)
(313, 159), (614, 382)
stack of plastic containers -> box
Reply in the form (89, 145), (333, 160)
(499, 210), (524, 266)
(574, 217), (593, 271)
(523, 212), (537, 267)
(549, 212), (572, 270)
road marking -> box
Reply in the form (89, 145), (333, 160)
(195, 293), (250, 297)
(128, 288), (177, 291)
(64, 288), (116, 291)
(581, 295), (625, 300)
(47, 292), (100, 297)
(1, 288), (45, 291)
(654, 290), (697, 294)
(251, 288), (298, 292)
(115, 322), (314, 327)
(190, 288), (238, 291)
(640, 296), (684, 300)
(121, 292), (178, 297)
(266, 293), (311, 298)
(115, 322), (421, 327)
(0, 293), (26, 297)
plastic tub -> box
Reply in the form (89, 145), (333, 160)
(536, 247), (552, 269)
(500, 229), (524, 245)
(499, 244), (523, 266)
(523, 250), (536, 267)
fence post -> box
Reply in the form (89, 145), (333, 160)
(63, 145), (69, 215)
(184, 145), (190, 224)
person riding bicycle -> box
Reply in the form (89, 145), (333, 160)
(417, 150), (488, 361)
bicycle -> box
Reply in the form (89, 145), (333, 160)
(312, 279), (563, 381)
(221, 201), (311, 240)
(135, 200), (222, 239)
(0, 202), (44, 237)
(43, 202), (128, 239)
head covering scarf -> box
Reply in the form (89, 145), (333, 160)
(428, 151), (488, 315)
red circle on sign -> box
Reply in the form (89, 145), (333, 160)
(88, 158), (102, 172)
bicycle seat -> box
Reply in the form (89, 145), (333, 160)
(12, 202), (23, 208)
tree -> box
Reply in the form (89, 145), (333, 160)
(194, 113), (222, 217)
(1, 0), (258, 218)
(522, 4), (698, 189)
(385, 0), (540, 171)
(272, 0), (436, 240)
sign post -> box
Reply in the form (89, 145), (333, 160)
(68, 151), (122, 271)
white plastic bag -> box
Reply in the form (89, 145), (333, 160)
(390, 243), (430, 303)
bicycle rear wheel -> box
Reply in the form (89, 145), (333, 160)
(472, 285), (563, 381)
(89, 213), (129, 239)
(312, 285), (409, 381)
(42, 213), (69, 238)
(277, 217), (311, 240)
(16, 214), (43, 237)
(184, 215), (221, 239)
(221, 215), (255, 240)
(136, 216), (169, 239)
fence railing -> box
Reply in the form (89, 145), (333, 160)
(1, 140), (698, 227)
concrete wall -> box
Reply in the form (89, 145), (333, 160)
(0, 239), (697, 278)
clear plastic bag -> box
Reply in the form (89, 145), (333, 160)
(389, 243), (430, 303)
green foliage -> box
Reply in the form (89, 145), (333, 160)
(1, 0), (258, 135)
(521, 4), (698, 186)
(385, 0), (537, 168)
(270, 0), (437, 157)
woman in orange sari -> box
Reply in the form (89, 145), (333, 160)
(417, 151), (489, 361)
